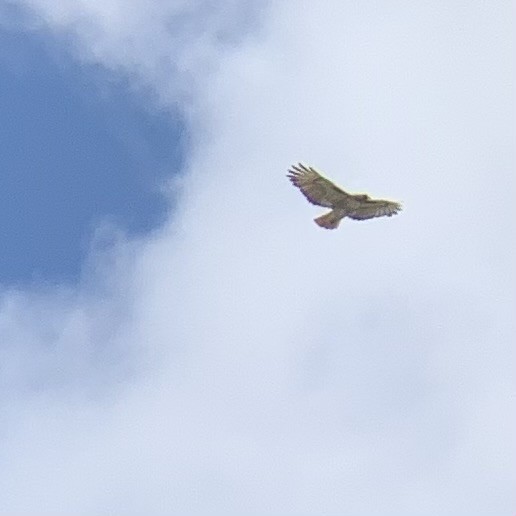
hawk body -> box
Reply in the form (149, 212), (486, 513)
(287, 163), (402, 229)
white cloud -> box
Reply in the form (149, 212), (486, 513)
(1, 1), (515, 514)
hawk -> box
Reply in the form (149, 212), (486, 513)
(287, 163), (402, 229)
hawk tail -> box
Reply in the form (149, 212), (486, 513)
(314, 211), (342, 229)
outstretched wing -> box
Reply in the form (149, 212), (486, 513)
(347, 198), (402, 220)
(287, 163), (355, 208)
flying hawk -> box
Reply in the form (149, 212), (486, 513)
(287, 163), (402, 229)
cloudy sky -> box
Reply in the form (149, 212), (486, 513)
(1, 1), (515, 514)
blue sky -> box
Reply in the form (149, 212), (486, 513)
(0, 26), (183, 285)
(0, 2), (515, 515)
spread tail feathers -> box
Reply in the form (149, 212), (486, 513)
(314, 211), (342, 229)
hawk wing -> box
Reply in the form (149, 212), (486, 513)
(287, 163), (357, 209)
(347, 198), (402, 220)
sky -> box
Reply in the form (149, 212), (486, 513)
(0, 23), (182, 284)
(0, 1), (515, 515)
